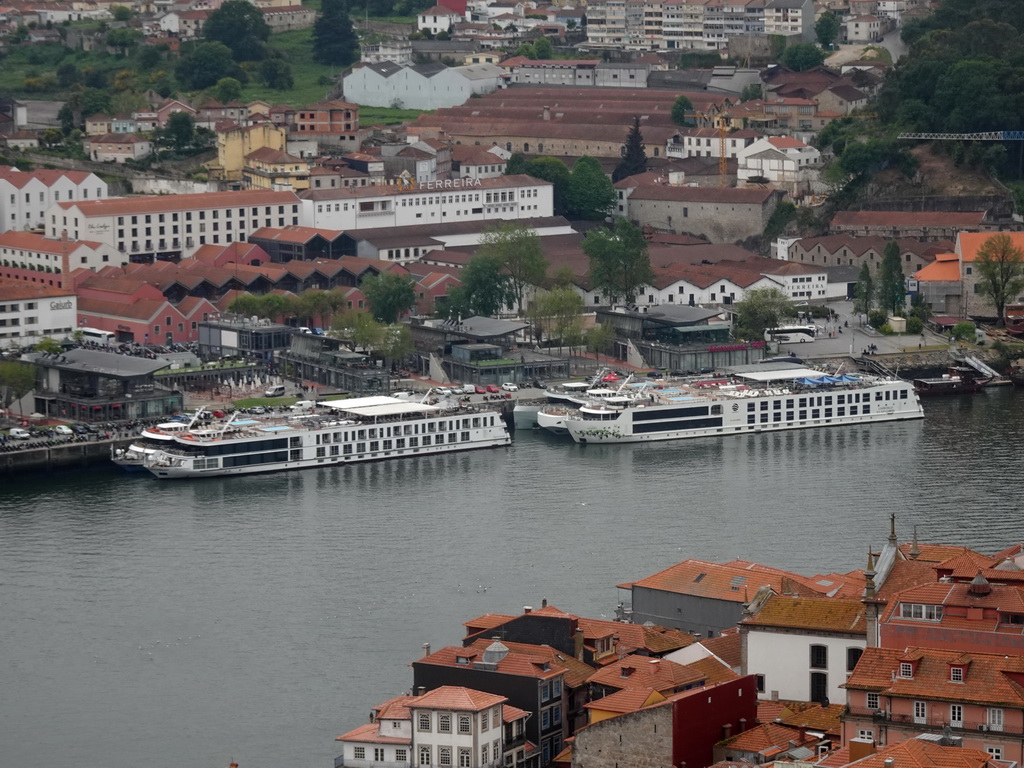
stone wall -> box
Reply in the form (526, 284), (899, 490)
(573, 704), (673, 768)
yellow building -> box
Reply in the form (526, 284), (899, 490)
(207, 122), (286, 182)
(242, 147), (310, 191)
(464, 51), (501, 65)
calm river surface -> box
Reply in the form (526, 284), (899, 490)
(2, 389), (1022, 768)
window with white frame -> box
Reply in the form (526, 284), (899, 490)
(439, 747), (451, 766)
(420, 747), (431, 765)
(914, 701), (927, 723)
(950, 704), (963, 726)
(857, 729), (874, 741)
(419, 714), (431, 731)
(480, 710), (488, 730)
(950, 666), (963, 683)
(458, 715), (471, 734)
(899, 603), (942, 621)
(987, 747), (1003, 760)
(375, 748), (385, 761)
(354, 747), (366, 759)
(899, 662), (914, 678)
(439, 714), (451, 733)
(396, 749), (407, 763)
(866, 693), (879, 710)
(458, 748), (470, 768)
(988, 708), (1004, 731)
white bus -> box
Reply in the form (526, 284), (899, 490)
(79, 327), (115, 345)
(764, 325), (818, 343)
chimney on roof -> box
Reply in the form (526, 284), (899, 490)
(884, 759), (895, 768)
(543, 106), (550, 121)
(422, 642), (431, 657)
(621, 666), (635, 678)
(770, 690), (779, 701)
(541, 598), (548, 608)
(524, 606), (533, 614)
(848, 738), (875, 763)
(739, 717), (747, 732)
(574, 627), (585, 661)
(649, 658), (662, 674)
(969, 572), (992, 596)
(417, 686), (426, 696)
(722, 723), (732, 740)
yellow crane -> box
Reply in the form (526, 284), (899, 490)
(680, 112), (730, 187)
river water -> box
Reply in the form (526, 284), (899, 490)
(2, 389), (1021, 768)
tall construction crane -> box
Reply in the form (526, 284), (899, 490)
(681, 113), (730, 187)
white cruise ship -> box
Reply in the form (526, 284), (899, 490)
(561, 365), (923, 444)
(144, 396), (510, 479)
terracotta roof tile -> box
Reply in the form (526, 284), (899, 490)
(584, 687), (665, 714)
(717, 722), (814, 752)
(742, 595), (866, 635)
(334, 721), (411, 745)
(413, 685), (506, 712)
(844, 646), (1024, 707)
(699, 631), (742, 669)
(621, 558), (805, 603)
(0, 277), (73, 300)
(835, 737), (992, 768)
(61, 190), (299, 216)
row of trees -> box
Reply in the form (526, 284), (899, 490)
(505, 155), (616, 220)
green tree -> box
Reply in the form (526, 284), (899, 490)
(204, 0), (270, 61)
(176, 42), (238, 90)
(313, 0), (359, 67)
(523, 156), (571, 215)
(332, 308), (384, 352)
(34, 337), (63, 354)
(111, 5), (132, 21)
(162, 111), (196, 150)
(566, 155), (615, 220)
(877, 239), (906, 316)
(613, 115), (647, 183)
(854, 262), (874, 315)
(671, 94), (695, 126)
(815, 11), (840, 48)
(740, 83), (761, 102)
(528, 287), (585, 347)
(974, 234), (1024, 326)
(214, 77), (243, 104)
(477, 222), (547, 314)
(446, 254), (514, 318)
(534, 37), (553, 59)
(361, 270), (417, 323)
(136, 44), (162, 71)
(259, 58), (294, 90)
(735, 287), (796, 339)
(585, 322), (616, 362)
(583, 217), (653, 305)
(514, 43), (537, 59)
(375, 323), (414, 366)
(505, 153), (529, 175)
(0, 361), (34, 414)
(56, 61), (79, 87)
(781, 43), (826, 71)
(106, 27), (141, 56)
(951, 320), (976, 341)
(57, 104), (76, 135)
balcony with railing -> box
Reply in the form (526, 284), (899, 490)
(847, 707), (1021, 736)
(334, 757), (410, 768)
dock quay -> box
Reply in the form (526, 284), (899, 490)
(0, 437), (133, 476)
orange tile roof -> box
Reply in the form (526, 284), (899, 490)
(621, 558), (808, 603)
(700, 631), (743, 669)
(742, 595), (866, 635)
(60, 190), (299, 216)
(914, 258), (960, 282)
(249, 225), (343, 243)
(335, 721), (411, 745)
(780, 703), (844, 735)
(898, 543), (988, 564)
(958, 231), (1024, 262)
(462, 613), (516, 634)
(877, 559), (939, 600)
(502, 703), (529, 723)
(880, 580), (1024, 622)
(413, 685), (506, 712)
(588, 654), (723, 693)
(0, 277), (73, 300)
(839, 737), (993, 768)
(374, 695), (416, 721)
(844, 646), (1024, 707)
(933, 551), (999, 576)
(418, 640), (587, 684)
(717, 721), (814, 752)
(818, 746), (852, 768)
(584, 687), (665, 714)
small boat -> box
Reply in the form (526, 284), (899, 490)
(913, 367), (990, 396)
(1005, 304), (1024, 336)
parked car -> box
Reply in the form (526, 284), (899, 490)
(500, 382), (518, 392)
(435, 387), (451, 396)
(53, 425), (73, 435)
(71, 424), (89, 435)
(531, 379), (547, 389)
(311, 327), (325, 336)
(8, 427), (30, 440)
(485, 384), (500, 393)
(211, 410), (227, 418)
(475, 385), (486, 394)
(265, 385), (287, 397)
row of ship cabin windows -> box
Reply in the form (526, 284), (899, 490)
(746, 391), (910, 411)
(417, 707), (501, 733)
(314, 417), (496, 443)
(315, 433), (473, 455)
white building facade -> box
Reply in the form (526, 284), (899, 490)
(0, 279), (77, 347)
(302, 175), (553, 231)
(47, 190), (301, 263)
(0, 232), (125, 274)
(344, 63), (505, 110)
(0, 169), (109, 234)
(737, 136), (821, 186)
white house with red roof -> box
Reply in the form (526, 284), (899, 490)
(84, 133), (153, 164)
(736, 135), (820, 189)
(417, 4), (461, 34)
(0, 231), (123, 279)
(0, 167), (108, 234)
(335, 686), (530, 768)
(0, 277), (76, 348)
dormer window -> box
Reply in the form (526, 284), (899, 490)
(950, 666), (964, 683)
(899, 603), (942, 621)
(899, 662), (914, 679)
